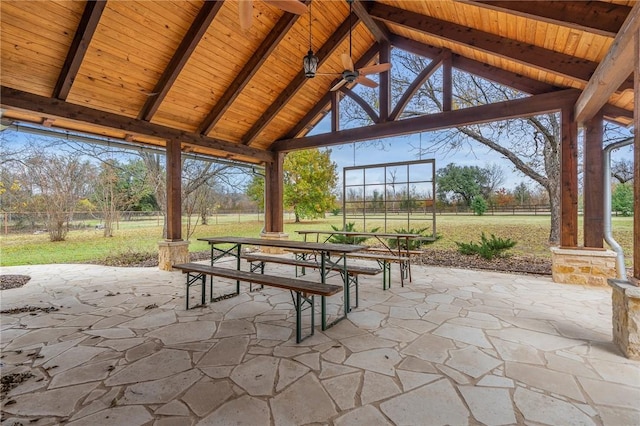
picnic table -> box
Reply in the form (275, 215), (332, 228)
(197, 236), (366, 335)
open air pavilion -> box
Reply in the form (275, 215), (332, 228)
(1, 0), (639, 424)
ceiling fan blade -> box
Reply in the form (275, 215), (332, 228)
(355, 76), (379, 88)
(239, 0), (253, 31)
(330, 79), (348, 92)
(265, 0), (308, 15)
(358, 62), (391, 76)
(341, 53), (354, 72)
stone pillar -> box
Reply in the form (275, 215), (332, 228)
(608, 279), (640, 359)
(550, 247), (618, 286)
(158, 240), (190, 271)
(259, 231), (289, 255)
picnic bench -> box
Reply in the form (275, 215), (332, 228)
(241, 253), (381, 308)
(173, 262), (342, 343)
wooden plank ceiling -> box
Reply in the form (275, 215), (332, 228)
(1, 0), (636, 165)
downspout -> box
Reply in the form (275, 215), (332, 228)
(603, 137), (633, 280)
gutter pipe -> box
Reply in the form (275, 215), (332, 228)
(603, 137), (633, 280)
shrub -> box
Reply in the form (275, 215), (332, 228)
(387, 227), (439, 250)
(612, 183), (633, 216)
(328, 222), (379, 245)
(471, 196), (488, 216)
(455, 232), (516, 260)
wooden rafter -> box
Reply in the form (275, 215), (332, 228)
(460, 1), (630, 38)
(352, 0), (391, 43)
(339, 87), (379, 123)
(242, 13), (360, 146)
(1, 87), (274, 164)
(138, 1), (223, 122)
(379, 40), (391, 121)
(389, 52), (445, 121)
(370, 3), (634, 91)
(197, 8), (305, 135)
(273, 89), (580, 152)
(575, 2), (640, 123)
(53, 0), (107, 100)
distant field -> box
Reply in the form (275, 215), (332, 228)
(0, 214), (633, 267)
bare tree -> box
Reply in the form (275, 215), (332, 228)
(611, 159), (634, 184)
(23, 152), (95, 241)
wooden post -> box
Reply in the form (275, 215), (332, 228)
(634, 29), (639, 281)
(379, 40), (391, 122)
(442, 51), (452, 112)
(561, 106), (578, 247)
(166, 139), (182, 241)
(264, 152), (284, 233)
(583, 111), (604, 248)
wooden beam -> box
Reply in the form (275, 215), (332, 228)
(583, 112), (604, 248)
(264, 152), (285, 233)
(53, 0), (107, 100)
(273, 89), (580, 152)
(1, 87), (274, 164)
(379, 40), (391, 121)
(391, 35), (560, 95)
(197, 8), (304, 135)
(634, 29), (639, 281)
(352, 0), (391, 43)
(442, 51), (452, 112)
(331, 91), (340, 132)
(389, 52), (444, 121)
(575, 2), (640, 123)
(242, 13), (360, 146)
(138, 1), (223, 122)
(339, 87), (379, 123)
(560, 106), (578, 247)
(165, 139), (182, 241)
(371, 3), (634, 91)
(460, 1), (630, 38)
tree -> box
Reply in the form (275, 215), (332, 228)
(611, 159), (633, 184)
(24, 152), (95, 241)
(513, 182), (532, 205)
(436, 163), (492, 206)
(611, 183), (633, 216)
(245, 173), (265, 208)
(284, 149), (338, 222)
(471, 195), (488, 215)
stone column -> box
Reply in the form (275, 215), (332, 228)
(551, 247), (618, 286)
(608, 279), (640, 359)
(158, 240), (190, 271)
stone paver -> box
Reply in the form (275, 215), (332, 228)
(1, 262), (638, 425)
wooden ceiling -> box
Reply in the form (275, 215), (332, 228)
(1, 0), (637, 165)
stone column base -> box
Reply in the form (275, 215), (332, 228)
(608, 279), (640, 359)
(259, 232), (289, 254)
(551, 247), (617, 286)
(158, 240), (190, 271)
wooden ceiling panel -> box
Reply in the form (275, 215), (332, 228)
(66, 1), (202, 117)
(0, 1), (83, 96)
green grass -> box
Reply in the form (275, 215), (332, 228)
(0, 215), (633, 267)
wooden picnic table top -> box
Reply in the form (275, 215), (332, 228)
(198, 236), (366, 253)
(296, 230), (423, 238)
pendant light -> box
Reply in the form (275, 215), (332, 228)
(303, 1), (318, 78)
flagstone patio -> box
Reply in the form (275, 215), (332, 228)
(1, 259), (638, 425)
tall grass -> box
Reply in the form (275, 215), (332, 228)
(0, 215), (633, 267)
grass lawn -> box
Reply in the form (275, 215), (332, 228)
(0, 214), (633, 267)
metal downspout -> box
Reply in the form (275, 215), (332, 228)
(603, 137), (633, 280)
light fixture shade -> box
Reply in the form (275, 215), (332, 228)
(303, 50), (318, 78)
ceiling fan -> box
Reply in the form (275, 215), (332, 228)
(239, 0), (308, 31)
(309, 0), (391, 91)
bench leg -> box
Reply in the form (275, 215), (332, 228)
(378, 260), (391, 290)
(400, 260), (409, 287)
(248, 261), (265, 292)
(291, 291), (314, 343)
(185, 272), (206, 310)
